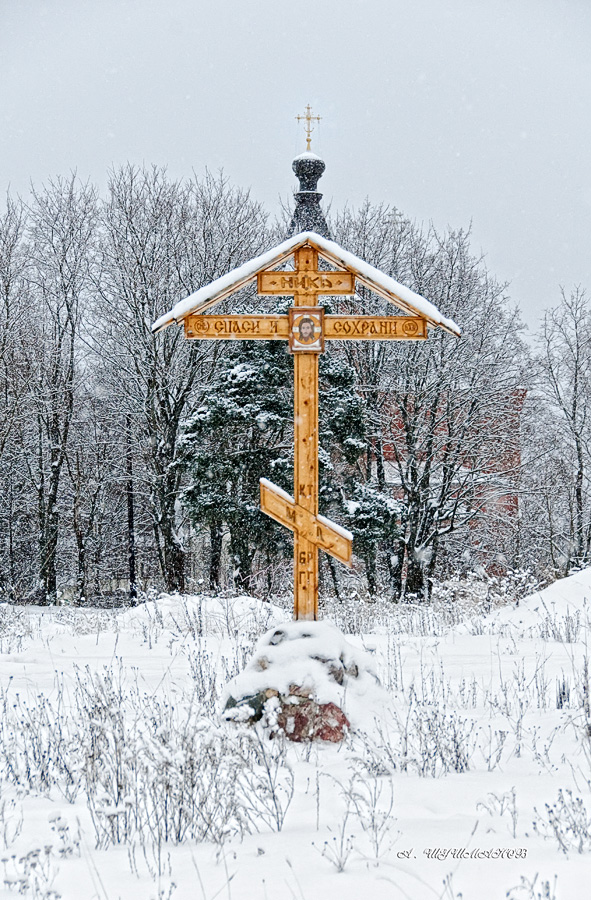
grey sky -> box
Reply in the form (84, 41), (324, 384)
(1, 0), (589, 329)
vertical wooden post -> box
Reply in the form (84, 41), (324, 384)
(125, 414), (137, 606)
(293, 247), (319, 620)
(293, 352), (319, 619)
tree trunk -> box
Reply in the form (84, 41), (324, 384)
(405, 553), (426, 598)
(365, 551), (377, 597)
(7, 476), (16, 599)
(575, 435), (585, 565)
(390, 537), (406, 601)
(375, 434), (386, 490)
(164, 538), (185, 594)
(326, 554), (342, 600)
(75, 533), (86, 604)
(40, 499), (58, 604)
(209, 521), (222, 590)
(126, 421), (137, 605)
(230, 530), (253, 592)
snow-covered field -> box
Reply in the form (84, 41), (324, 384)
(0, 573), (590, 900)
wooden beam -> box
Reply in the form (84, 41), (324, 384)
(184, 315), (288, 340)
(184, 313), (427, 341)
(293, 348), (318, 619)
(258, 270), (354, 296)
(325, 315), (427, 340)
(153, 235), (461, 336)
(260, 479), (352, 566)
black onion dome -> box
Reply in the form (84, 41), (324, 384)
(292, 152), (326, 192)
(287, 152), (331, 239)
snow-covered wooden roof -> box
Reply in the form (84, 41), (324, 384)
(151, 231), (461, 337)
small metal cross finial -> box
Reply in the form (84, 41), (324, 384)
(296, 104), (321, 152)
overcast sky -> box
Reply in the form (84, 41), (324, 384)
(1, 0), (589, 330)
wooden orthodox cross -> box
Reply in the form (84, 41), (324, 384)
(153, 230), (459, 620)
(180, 243), (431, 620)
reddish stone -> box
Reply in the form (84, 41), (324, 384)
(275, 696), (349, 743)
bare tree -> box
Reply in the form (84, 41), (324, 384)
(518, 395), (577, 577)
(0, 196), (35, 599)
(95, 166), (268, 593)
(386, 228), (528, 597)
(331, 201), (415, 483)
(0, 196), (30, 461)
(62, 395), (120, 603)
(532, 287), (591, 573)
(22, 176), (98, 603)
(333, 205), (528, 598)
(1, 173), (569, 603)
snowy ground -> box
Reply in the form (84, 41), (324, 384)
(0, 573), (590, 900)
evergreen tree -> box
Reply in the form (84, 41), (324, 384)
(181, 308), (368, 595)
(181, 337), (293, 591)
(340, 484), (402, 596)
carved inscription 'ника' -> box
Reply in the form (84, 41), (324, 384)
(258, 271), (355, 295)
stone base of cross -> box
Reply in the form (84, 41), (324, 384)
(152, 232), (460, 620)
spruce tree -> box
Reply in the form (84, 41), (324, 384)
(181, 311), (368, 595)
(181, 337), (293, 591)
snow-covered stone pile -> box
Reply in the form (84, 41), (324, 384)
(222, 620), (385, 742)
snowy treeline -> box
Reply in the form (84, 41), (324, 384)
(0, 167), (589, 604)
